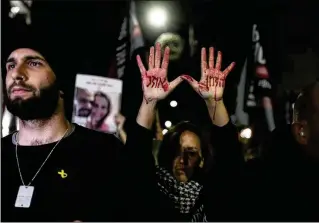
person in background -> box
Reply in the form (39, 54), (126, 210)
(115, 110), (163, 144)
(114, 111), (164, 166)
(86, 91), (111, 132)
(74, 87), (92, 117)
(136, 43), (243, 221)
(115, 113), (127, 143)
(244, 80), (319, 221)
(292, 81), (319, 158)
(1, 44), (155, 221)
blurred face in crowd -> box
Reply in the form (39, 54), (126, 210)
(91, 94), (110, 125)
(4, 48), (60, 120)
(155, 33), (184, 61)
(293, 82), (319, 158)
(307, 83), (319, 151)
(75, 88), (92, 117)
(172, 131), (202, 182)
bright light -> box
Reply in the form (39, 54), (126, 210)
(170, 100), (177, 107)
(17, 120), (20, 131)
(11, 6), (20, 14)
(164, 121), (172, 128)
(147, 7), (167, 28)
(2, 108), (13, 137)
(240, 128), (252, 139)
(162, 129), (168, 135)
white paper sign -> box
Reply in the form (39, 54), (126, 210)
(72, 74), (123, 133)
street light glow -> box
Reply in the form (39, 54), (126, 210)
(240, 128), (252, 139)
(165, 121), (172, 128)
(147, 7), (167, 28)
(11, 6), (20, 14)
(170, 100), (177, 107)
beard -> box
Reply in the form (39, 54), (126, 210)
(77, 107), (91, 117)
(4, 81), (60, 121)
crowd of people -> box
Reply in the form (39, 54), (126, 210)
(2, 40), (319, 222)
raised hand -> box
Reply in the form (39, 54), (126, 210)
(115, 113), (126, 131)
(136, 42), (183, 104)
(181, 47), (235, 102)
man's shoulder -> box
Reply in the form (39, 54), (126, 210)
(1, 132), (15, 145)
(1, 133), (15, 155)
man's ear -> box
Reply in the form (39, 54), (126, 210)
(292, 121), (309, 145)
(59, 90), (64, 99)
(199, 158), (204, 168)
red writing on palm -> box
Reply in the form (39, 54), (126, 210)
(182, 47), (235, 101)
(136, 42), (182, 103)
(143, 69), (168, 92)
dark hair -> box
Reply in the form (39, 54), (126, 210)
(157, 121), (212, 181)
(92, 91), (111, 129)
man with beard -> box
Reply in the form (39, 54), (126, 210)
(74, 87), (92, 117)
(1, 46), (156, 221)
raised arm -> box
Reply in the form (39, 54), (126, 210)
(125, 42), (182, 158)
(120, 43), (183, 221)
(181, 47), (241, 164)
(115, 113), (127, 143)
(136, 42), (183, 128)
(182, 47), (244, 221)
(181, 47), (244, 170)
(181, 47), (240, 149)
(181, 47), (234, 127)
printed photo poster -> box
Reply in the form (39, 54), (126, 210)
(72, 74), (123, 134)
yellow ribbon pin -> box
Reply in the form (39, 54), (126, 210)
(58, 169), (68, 178)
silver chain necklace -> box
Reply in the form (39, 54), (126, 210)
(15, 127), (70, 186)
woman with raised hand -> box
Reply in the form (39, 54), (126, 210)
(135, 43), (243, 221)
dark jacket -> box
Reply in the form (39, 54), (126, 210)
(243, 125), (319, 221)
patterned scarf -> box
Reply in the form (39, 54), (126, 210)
(155, 166), (207, 222)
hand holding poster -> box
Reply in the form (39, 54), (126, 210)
(72, 74), (123, 133)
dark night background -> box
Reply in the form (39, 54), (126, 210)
(2, 0), (319, 134)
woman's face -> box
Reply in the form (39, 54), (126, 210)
(172, 131), (202, 182)
(91, 95), (109, 122)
